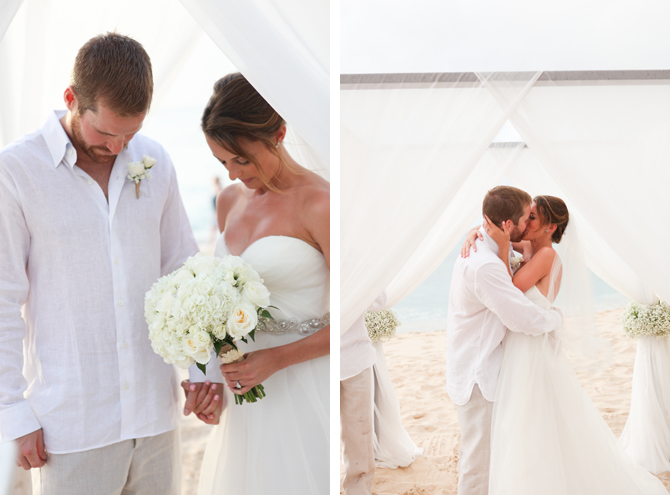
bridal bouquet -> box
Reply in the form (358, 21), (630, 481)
(621, 300), (670, 339)
(365, 309), (401, 342)
(145, 253), (274, 404)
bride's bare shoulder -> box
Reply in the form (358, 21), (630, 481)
(296, 171), (329, 210)
(216, 184), (246, 229)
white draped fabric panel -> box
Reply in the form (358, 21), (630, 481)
(0, 0), (23, 45)
(385, 143), (524, 306)
(341, 72), (541, 332)
(0, 0), (203, 147)
(177, 0), (330, 166)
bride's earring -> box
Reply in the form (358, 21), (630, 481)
(275, 141), (281, 148)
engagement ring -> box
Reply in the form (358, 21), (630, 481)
(235, 381), (241, 389)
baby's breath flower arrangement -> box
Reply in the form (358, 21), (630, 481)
(621, 300), (670, 339)
(365, 309), (401, 342)
(145, 253), (276, 404)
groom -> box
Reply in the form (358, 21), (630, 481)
(446, 186), (563, 495)
(0, 33), (200, 494)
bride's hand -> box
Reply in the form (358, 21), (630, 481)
(484, 215), (511, 247)
(460, 226), (483, 257)
(220, 348), (281, 395)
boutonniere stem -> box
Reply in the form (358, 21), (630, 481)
(127, 155), (157, 199)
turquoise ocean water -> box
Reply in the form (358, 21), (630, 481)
(393, 236), (630, 334)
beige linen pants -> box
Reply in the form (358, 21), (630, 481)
(31, 428), (181, 495)
(455, 384), (493, 495)
(340, 367), (375, 495)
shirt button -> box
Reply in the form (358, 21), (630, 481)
(122, 342), (128, 349)
(118, 300), (124, 307)
(124, 384), (129, 391)
(87, 179), (93, 184)
(68, 148), (74, 155)
(114, 258), (119, 265)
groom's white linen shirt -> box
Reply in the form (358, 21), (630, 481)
(446, 229), (563, 405)
(0, 110), (198, 453)
(339, 291), (387, 381)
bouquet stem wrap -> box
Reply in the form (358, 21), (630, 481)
(219, 344), (266, 405)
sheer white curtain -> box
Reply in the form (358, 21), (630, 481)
(482, 72), (670, 304)
(0, 0), (23, 42)
(385, 143), (524, 306)
(340, 72), (541, 331)
(0, 0), (202, 147)
(177, 0), (329, 165)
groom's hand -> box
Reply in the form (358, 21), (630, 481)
(16, 428), (47, 470)
(181, 380), (224, 425)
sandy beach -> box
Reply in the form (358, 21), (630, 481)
(339, 308), (670, 494)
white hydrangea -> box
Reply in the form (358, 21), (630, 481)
(145, 253), (272, 369)
(622, 300), (670, 339)
(365, 309), (401, 342)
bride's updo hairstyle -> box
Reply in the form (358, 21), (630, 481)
(202, 73), (295, 191)
(535, 195), (569, 243)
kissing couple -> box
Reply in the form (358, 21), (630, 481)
(0, 32), (329, 495)
(447, 186), (667, 495)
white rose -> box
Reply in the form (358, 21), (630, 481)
(182, 337), (211, 364)
(226, 303), (258, 339)
(127, 161), (145, 176)
(142, 155), (157, 169)
(242, 280), (271, 308)
(193, 330), (212, 349)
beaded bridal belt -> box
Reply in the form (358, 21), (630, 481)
(256, 312), (330, 336)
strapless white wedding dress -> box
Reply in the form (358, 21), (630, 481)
(490, 286), (667, 495)
(197, 234), (330, 495)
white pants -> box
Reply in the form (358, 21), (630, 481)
(455, 384), (493, 495)
(340, 367), (375, 495)
(31, 429), (181, 495)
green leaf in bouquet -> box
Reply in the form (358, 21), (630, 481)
(197, 362), (207, 375)
(213, 340), (224, 357)
(260, 309), (274, 319)
(248, 328), (256, 342)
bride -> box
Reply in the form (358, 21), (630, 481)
(183, 73), (330, 494)
(463, 195), (667, 494)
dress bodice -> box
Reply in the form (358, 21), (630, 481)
(214, 233), (329, 321)
(524, 285), (553, 310)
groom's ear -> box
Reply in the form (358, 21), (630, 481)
(63, 86), (77, 112)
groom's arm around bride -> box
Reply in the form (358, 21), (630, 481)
(445, 186), (563, 495)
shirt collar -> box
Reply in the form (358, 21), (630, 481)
(42, 110), (77, 169)
(479, 226), (500, 255)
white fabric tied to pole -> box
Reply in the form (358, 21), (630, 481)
(0, 441), (16, 495)
(619, 337), (670, 474)
(340, 71), (541, 332)
(372, 341), (423, 468)
(178, 0), (330, 166)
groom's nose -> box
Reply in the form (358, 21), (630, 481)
(106, 137), (125, 155)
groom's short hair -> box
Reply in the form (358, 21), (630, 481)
(71, 32), (153, 116)
(483, 186), (532, 227)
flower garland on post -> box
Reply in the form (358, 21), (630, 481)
(365, 309), (401, 342)
(621, 300), (670, 339)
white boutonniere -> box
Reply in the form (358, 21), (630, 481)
(510, 255), (524, 273)
(127, 155), (156, 198)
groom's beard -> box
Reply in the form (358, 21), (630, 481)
(509, 226), (525, 242)
(71, 112), (118, 164)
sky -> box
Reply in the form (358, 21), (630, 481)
(341, 0), (670, 74)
